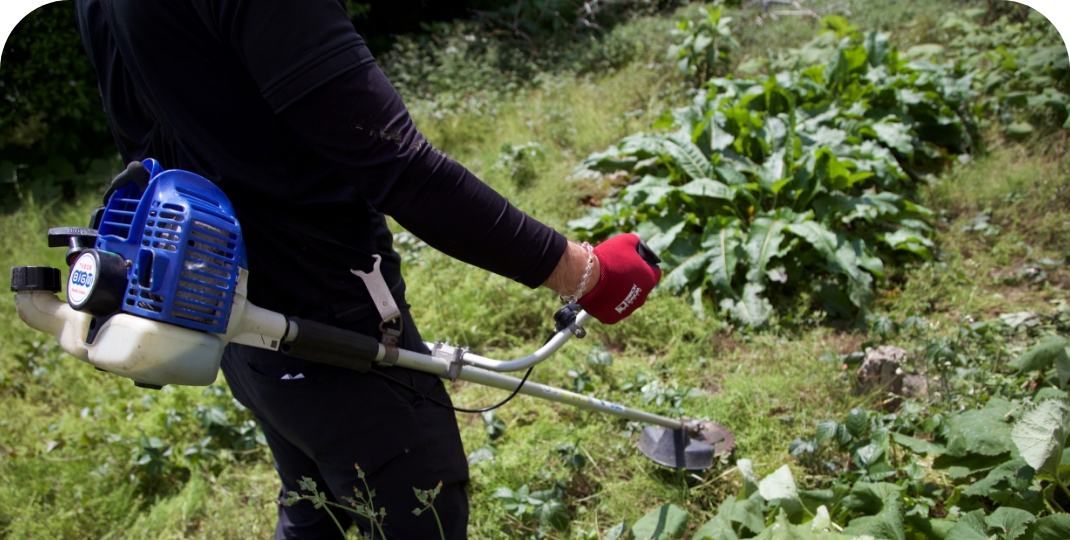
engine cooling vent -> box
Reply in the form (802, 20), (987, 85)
(95, 159), (245, 334)
(97, 194), (141, 240)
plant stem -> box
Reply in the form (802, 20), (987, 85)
(321, 500), (384, 538)
(323, 500), (365, 514)
(1055, 475), (1070, 504)
(358, 475), (388, 540)
(430, 505), (445, 540)
(321, 504), (347, 537)
(1047, 493), (1067, 514)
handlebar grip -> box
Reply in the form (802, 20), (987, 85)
(636, 239), (661, 266)
(103, 161), (151, 205)
(279, 317), (380, 372)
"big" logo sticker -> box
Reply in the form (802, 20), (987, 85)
(67, 253), (98, 306)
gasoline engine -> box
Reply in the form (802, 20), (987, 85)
(11, 159), (291, 387)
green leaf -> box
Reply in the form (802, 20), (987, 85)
(751, 509), (802, 539)
(679, 178), (736, 201)
(690, 287), (706, 319)
(945, 399), (1015, 457)
(933, 452), (1008, 479)
(626, 175), (677, 208)
(904, 43), (944, 60)
(815, 421), (840, 446)
(653, 110), (676, 130)
(785, 221), (874, 308)
(864, 30), (890, 66)
(604, 523), (629, 540)
(663, 250), (713, 294)
(945, 510), (988, 540)
(962, 458), (1034, 497)
(770, 177), (792, 194)
(810, 505), (833, 533)
(823, 191), (903, 224)
(536, 497), (570, 531)
(720, 283), (773, 327)
(871, 118), (914, 157)
(744, 214), (789, 283)
(691, 517), (739, 540)
(1058, 349), (1070, 389)
(467, 445), (496, 465)
(890, 432), (946, 455)
(1011, 398), (1070, 477)
(1003, 122), (1034, 140)
(908, 516), (957, 540)
(718, 492), (766, 535)
(883, 228), (934, 259)
(714, 164), (748, 186)
(665, 137), (715, 180)
(758, 465), (799, 502)
(737, 459), (760, 498)
(646, 219), (688, 255)
(702, 219), (743, 297)
(568, 211), (611, 232)
(1036, 387), (1069, 402)
(1032, 514), (1070, 540)
(818, 283), (854, 319)
(632, 504), (690, 540)
(821, 15), (858, 38)
(852, 440), (885, 469)
(984, 507), (1034, 540)
(844, 408), (869, 438)
(709, 118), (736, 153)
(586, 347), (613, 367)
(758, 149), (786, 192)
(1009, 336), (1069, 374)
(851, 239), (885, 282)
(813, 148), (852, 191)
(841, 482), (903, 514)
(841, 491), (905, 540)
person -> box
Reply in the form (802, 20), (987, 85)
(73, 0), (661, 538)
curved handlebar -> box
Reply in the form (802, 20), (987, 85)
(424, 310), (592, 373)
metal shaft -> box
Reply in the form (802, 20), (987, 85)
(393, 347), (682, 430)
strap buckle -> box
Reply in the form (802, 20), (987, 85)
(350, 254), (403, 345)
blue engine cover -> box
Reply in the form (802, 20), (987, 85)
(95, 159), (246, 333)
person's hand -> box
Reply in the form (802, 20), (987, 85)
(579, 233), (661, 324)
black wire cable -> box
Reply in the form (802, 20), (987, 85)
(369, 366), (534, 414)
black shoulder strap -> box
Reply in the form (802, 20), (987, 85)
(100, 0), (178, 165)
(282, 215), (378, 273)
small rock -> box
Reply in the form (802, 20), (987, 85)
(855, 345), (907, 401)
(902, 373), (928, 399)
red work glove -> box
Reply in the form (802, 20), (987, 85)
(579, 233), (662, 324)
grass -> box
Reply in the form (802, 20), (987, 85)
(1, 0), (1067, 537)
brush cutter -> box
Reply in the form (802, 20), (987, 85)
(9, 160), (734, 470)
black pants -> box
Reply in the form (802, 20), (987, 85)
(221, 310), (469, 539)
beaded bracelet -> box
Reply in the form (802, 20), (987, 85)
(559, 241), (594, 304)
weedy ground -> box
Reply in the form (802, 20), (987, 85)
(0, 0), (1067, 538)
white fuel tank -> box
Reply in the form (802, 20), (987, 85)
(15, 291), (223, 387)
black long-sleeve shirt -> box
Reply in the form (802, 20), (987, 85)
(73, 0), (567, 331)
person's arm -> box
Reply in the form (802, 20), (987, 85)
(276, 61), (571, 289)
(221, 0), (656, 321)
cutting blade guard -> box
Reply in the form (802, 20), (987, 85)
(96, 159), (245, 333)
(637, 421), (736, 471)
